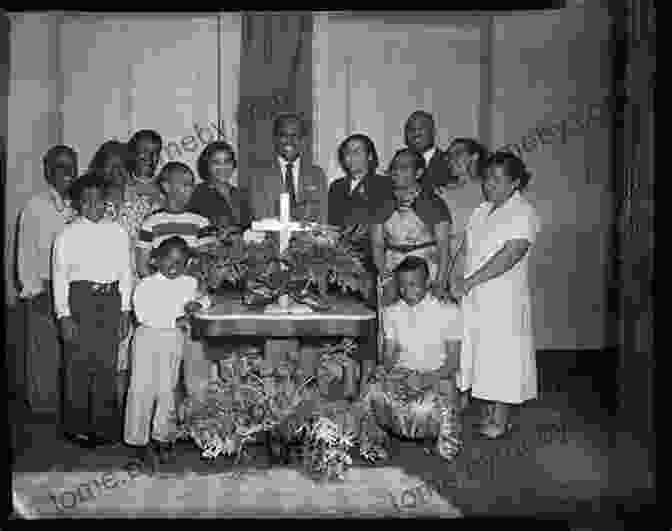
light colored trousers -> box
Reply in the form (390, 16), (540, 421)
(182, 335), (213, 402)
(124, 325), (184, 445)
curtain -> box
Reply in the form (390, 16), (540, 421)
(616, 0), (655, 440)
(237, 12), (313, 188)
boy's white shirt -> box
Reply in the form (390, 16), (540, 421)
(133, 272), (211, 329)
(383, 293), (462, 372)
(52, 216), (133, 318)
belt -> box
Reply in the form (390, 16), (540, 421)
(386, 241), (437, 253)
(71, 280), (120, 295)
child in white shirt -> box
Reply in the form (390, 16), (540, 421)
(361, 255), (463, 462)
(125, 236), (211, 470)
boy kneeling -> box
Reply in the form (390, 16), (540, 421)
(360, 256), (463, 462)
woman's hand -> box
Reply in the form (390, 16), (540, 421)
(119, 311), (131, 341)
(59, 316), (79, 343)
(434, 185), (451, 206)
(450, 276), (473, 300)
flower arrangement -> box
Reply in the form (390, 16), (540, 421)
(174, 338), (390, 480)
(188, 223), (374, 306)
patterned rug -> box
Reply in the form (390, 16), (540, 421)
(13, 465), (462, 518)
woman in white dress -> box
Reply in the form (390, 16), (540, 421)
(451, 152), (540, 438)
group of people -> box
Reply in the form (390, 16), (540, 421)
(17, 108), (540, 470)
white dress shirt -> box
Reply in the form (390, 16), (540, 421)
(52, 217), (134, 318)
(17, 188), (76, 298)
(384, 293), (462, 372)
(349, 174), (364, 193)
(133, 272), (211, 329)
(278, 156), (301, 194)
(422, 146), (437, 168)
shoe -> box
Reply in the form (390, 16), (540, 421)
(64, 432), (94, 448)
(156, 441), (176, 465)
(140, 443), (160, 475)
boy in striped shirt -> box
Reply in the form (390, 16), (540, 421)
(135, 162), (216, 403)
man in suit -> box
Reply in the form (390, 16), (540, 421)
(246, 113), (328, 224)
(404, 110), (455, 189)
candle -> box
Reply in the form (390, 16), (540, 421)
(280, 192), (290, 223)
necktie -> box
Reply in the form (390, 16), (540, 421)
(285, 162), (297, 209)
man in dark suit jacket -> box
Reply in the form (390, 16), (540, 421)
(404, 110), (456, 190)
(246, 113), (328, 224)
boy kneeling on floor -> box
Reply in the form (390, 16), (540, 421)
(359, 255), (463, 462)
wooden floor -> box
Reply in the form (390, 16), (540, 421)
(9, 372), (654, 521)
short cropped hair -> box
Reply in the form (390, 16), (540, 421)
(448, 137), (490, 178)
(157, 161), (194, 187)
(197, 141), (237, 181)
(394, 255), (430, 280)
(337, 133), (380, 175)
(150, 235), (191, 262)
(486, 151), (533, 191)
(68, 170), (108, 207)
(89, 140), (131, 172)
(127, 129), (163, 154)
(405, 110), (435, 129)
(43, 145), (77, 168)
(273, 112), (308, 138)
(388, 147), (426, 174)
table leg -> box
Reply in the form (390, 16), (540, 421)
(264, 339), (300, 370)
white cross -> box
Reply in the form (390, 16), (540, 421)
(251, 193), (309, 254)
(250, 193), (312, 312)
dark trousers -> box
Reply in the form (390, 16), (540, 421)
(62, 281), (122, 440)
(24, 291), (62, 414)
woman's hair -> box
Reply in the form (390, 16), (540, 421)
(448, 137), (490, 178)
(68, 170), (108, 207)
(127, 129), (163, 154)
(337, 133), (380, 175)
(156, 161), (194, 187)
(150, 235), (191, 262)
(43, 144), (77, 168)
(388, 147), (426, 174)
(196, 141), (237, 181)
(394, 255), (430, 279)
(88, 140), (131, 173)
(485, 151), (533, 191)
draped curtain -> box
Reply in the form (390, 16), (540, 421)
(615, 0), (655, 440)
(237, 12), (313, 189)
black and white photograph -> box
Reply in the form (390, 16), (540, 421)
(5, 4), (655, 521)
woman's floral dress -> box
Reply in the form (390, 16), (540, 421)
(104, 184), (163, 371)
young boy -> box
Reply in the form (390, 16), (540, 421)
(361, 255), (463, 461)
(125, 236), (210, 470)
(52, 171), (133, 447)
(136, 162), (217, 403)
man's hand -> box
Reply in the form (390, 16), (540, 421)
(176, 315), (191, 333)
(119, 311), (131, 341)
(59, 316), (79, 343)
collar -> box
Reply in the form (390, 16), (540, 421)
(486, 189), (522, 214)
(278, 156), (301, 173)
(422, 146), (437, 165)
(400, 292), (431, 310)
(48, 187), (70, 212)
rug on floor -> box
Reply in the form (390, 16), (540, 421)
(13, 465), (462, 518)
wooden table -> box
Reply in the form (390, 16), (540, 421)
(192, 292), (377, 385)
